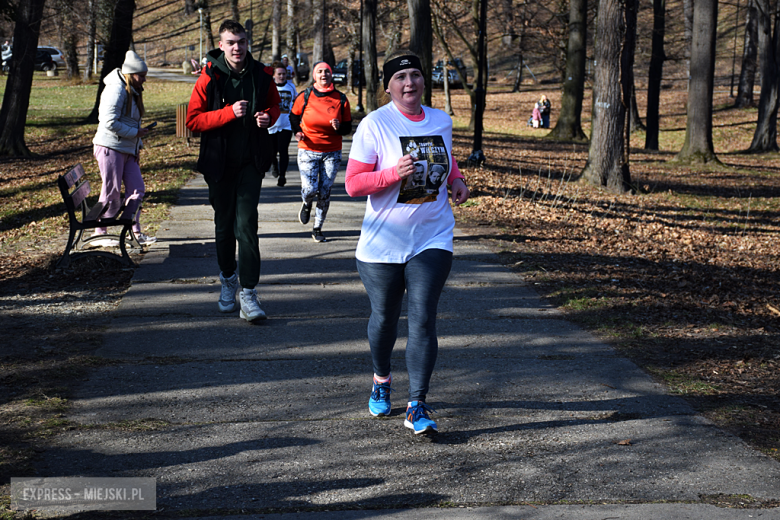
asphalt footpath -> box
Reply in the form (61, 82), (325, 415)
(34, 137), (780, 519)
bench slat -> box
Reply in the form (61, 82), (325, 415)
(62, 164), (85, 190)
(70, 179), (90, 210)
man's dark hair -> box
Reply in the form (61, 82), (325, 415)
(219, 20), (245, 36)
(271, 60), (285, 70)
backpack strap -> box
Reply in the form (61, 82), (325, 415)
(300, 87), (348, 120)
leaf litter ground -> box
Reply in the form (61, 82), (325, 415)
(449, 88), (780, 463)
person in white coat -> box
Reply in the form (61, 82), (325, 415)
(91, 50), (156, 246)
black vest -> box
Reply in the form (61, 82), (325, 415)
(196, 60), (274, 182)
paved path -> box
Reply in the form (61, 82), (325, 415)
(35, 139), (780, 518)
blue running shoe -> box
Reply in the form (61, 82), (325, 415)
(404, 401), (437, 434)
(368, 377), (393, 417)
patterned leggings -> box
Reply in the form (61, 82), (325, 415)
(297, 149), (342, 229)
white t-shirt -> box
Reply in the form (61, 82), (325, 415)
(268, 81), (297, 134)
(350, 102), (455, 263)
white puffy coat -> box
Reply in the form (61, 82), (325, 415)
(92, 68), (143, 156)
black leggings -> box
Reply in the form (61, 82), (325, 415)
(272, 129), (293, 178)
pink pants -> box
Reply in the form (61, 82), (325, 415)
(93, 145), (145, 234)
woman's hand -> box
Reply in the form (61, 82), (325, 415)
(330, 118), (340, 130)
(137, 127), (150, 138)
(294, 132), (305, 142)
(396, 154), (416, 179)
(450, 178), (470, 206)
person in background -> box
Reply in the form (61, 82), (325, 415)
(186, 20), (280, 322)
(268, 61), (297, 187)
(539, 94), (551, 128)
(345, 50), (469, 435)
(91, 50), (156, 248)
(289, 61), (352, 243)
(530, 101), (542, 128)
(282, 55), (295, 82)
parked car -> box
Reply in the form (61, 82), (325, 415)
(295, 52), (309, 81)
(432, 68), (462, 88)
(432, 57), (467, 87)
(1, 47), (55, 72)
(332, 58), (365, 86)
(38, 46), (66, 68)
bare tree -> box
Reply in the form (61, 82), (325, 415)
(272, 0), (281, 61)
(582, 0), (637, 193)
(287, 0), (298, 80)
(408, 0), (433, 106)
(511, 0), (529, 93)
(231, 0), (239, 23)
(0, 0), (47, 156)
(675, 0), (719, 163)
(432, 10), (454, 115)
(747, 0), (780, 152)
(547, 0), (587, 141)
(645, 0), (666, 150)
(363, 0), (378, 111)
(56, 0), (80, 79)
(735, 0), (759, 108)
(86, 0), (136, 123)
(312, 0), (324, 64)
(83, 0), (98, 80)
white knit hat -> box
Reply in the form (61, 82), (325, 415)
(121, 50), (148, 74)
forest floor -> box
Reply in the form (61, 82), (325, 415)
(446, 87), (780, 463)
(0, 79), (778, 497)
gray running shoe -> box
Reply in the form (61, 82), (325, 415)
(218, 272), (239, 313)
(240, 289), (267, 322)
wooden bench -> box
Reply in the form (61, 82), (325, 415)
(57, 163), (143, 268)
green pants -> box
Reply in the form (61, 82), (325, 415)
(206, 163), (263, 288)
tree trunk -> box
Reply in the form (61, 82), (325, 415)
(431, 7), (455, 114)
(735, 0), (759, 107)
(747, 0), (780, 152)
(443, 58), (454, 115)
(629, 84), (645, 132)
(408, 0), (433, 107)
(204, 7), (215, 50)
(312, 0), (324, 65)
(581, 0), (635, 194)
(511, 0), (528, 93)
(347, 48), (355, 94)
(287, 0), (298, 81)
(683, 0), (693, 70)
(83, 0), (97, 81)
(60, 0), (80, 79)
(676, 0), (719, 163)
(272, 0), (281, 61)
(363, 0), (378, 111)
(645, 0), (666, 150)
(0, 0), (47, 156)
(548, 0), (587, 141)
(231, 0), (240, 23)
(86, 0), (135, 123)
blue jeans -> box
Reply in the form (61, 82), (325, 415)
(356, 248), (453, 402)
(297, 149), (341, 228)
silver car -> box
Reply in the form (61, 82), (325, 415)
(38, 46), (66, 68)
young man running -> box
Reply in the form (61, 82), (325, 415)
(186, 20), (280, 322)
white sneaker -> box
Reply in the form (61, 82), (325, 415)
(136, 233), (157, 245)
(240, 288), (267, 322)
(91, 236), (120, 248)
(218, 272), (239, 313)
